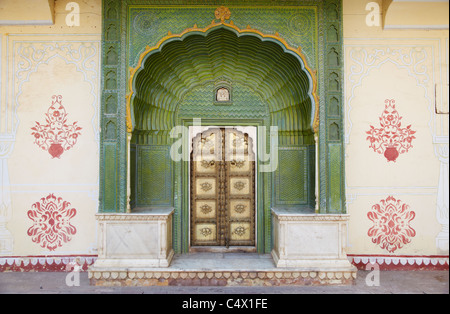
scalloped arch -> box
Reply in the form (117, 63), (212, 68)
(127, 21), (319, 136)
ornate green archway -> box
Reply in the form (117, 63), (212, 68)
(99, 1), (346, 255)
(128, 21), (318, 135)
(128, 21), (318, 253)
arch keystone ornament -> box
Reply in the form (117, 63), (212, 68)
(214, 6), (231, 22)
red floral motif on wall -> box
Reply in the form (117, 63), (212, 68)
(366, 99), (416, 162)
(27, 194), (77, 251)
(31, 95), (82, 158)
(367, 196), (416, 253)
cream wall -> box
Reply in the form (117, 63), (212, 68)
(0, 0), (101, 257)
(343, 0), (449, 258)
(0, 0), (448, 264)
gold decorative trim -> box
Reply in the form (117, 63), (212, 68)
(215, 6), (231, 22)
(126, 8), (320, 133)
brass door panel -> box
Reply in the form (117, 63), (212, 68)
(191, 127), (255, 247)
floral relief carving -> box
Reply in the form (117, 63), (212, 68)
(234, 204), (246, 213)
(200, 182), (213, 192)
(200, 137), (215, 155)
(216, 87), (230, 101)
(200, 160), (215, 168)
(31, 95), (82, 159)
(230, 160), (245, 168)
(215, 6), (231, 22)
(200, 227), (212, 237)
(233, 226), (246, 237)
(233, 181), (246, 191)
(200, 204), (213, 214)
(366, 99), (416, 162)
(367, 196), (416, 253)
(27, 194), (77, 251)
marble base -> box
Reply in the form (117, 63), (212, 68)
(89, 209), (358, 286)
(89, 209), (174, 273)
(271, 208), (356, 272)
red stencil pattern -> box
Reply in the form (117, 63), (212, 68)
(366, 99), (416, 162)
(367, 196), (416, 253)
(27, 194), (77, 251)
(31, 95), (82, 158)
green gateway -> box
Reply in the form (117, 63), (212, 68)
(99, 0), (345, 254)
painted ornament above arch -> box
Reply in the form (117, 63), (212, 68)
(366, 99), (416, 162)
(214, 6), (231, 22)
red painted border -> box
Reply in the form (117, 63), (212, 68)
(1, 255), (448, 272)
(0, 255), (97, 272)
(348, 255), (449, 271)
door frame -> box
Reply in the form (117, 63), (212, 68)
(178, 118), (269, 254)
(188, 125), (258, 252)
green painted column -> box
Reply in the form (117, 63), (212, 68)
(320, 0), (346, 214)
(100, 0), (124, 213)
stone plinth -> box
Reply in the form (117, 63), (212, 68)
(88, 209), (358, 286)
(89, 253), (357, 286)
(89, 209), (174, 271)
(271, 208), (356, 271)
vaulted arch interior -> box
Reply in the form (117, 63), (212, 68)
(132, 27), (315, 145)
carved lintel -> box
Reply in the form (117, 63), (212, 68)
(271, 209), (350, 222)
(96, 210), (174, 222)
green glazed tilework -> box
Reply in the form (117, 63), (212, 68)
(103, 143), (117, 212)
(131, 25), (316, 138)
(178, 82), (269, 120)
(274, 147), (309, 206)
(308, 144), (315, 207)
(136, 145), (172, 206)
(128, 6), (318, 69)
(328, 143), (342, 213)
(100, 1), (346, 250)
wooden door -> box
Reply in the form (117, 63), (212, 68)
(190, 127), (255, 248)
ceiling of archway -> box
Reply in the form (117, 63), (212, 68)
(132, 26), (315, 135)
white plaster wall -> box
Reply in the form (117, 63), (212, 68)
(343, 0), (449, 257)
(0, 0), (101, 257)
(0, 0), (448, 262)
